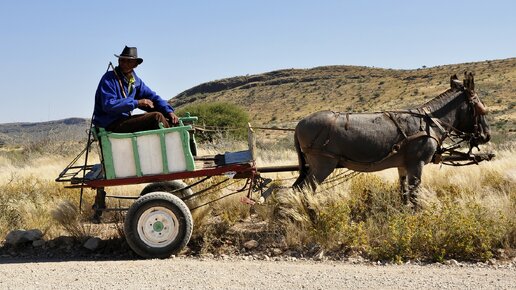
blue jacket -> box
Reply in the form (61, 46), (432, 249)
(92, 67), (174, 128)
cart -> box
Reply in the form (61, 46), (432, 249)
(56, 116), (283, 259)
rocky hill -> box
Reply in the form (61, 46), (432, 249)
(0, 118), (90, 146)
(170, 58), (516, 141)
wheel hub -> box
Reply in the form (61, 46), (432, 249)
(153, 221), (164, 232)
(137, 207), (179, 248)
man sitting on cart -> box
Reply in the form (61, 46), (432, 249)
(93, 46), (179, 133)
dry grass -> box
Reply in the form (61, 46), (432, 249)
(0, 148), (142, 240)
(262, 143), (516, 262)
(0, 172), (83, 239)
(51, 201), (100, 239)
(1, 137), (514, 262)
(189, 139), (515, 261)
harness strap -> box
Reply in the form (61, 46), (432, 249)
(302, 109), (444, 166)
(302, 130), (440, 166)
(422, 107), (447, 134)
(384, 112), (408, 139)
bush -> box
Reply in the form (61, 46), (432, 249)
(267, 170), (514, 263)
(269, 188), (367, 252)
(309, 200), (367, 251)
(368, 198), (511, 262)
(176, 102), (250, 142)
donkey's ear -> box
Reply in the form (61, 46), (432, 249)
(464, 72), (475, 91)
(450, 74), (461, 89)
(463, 71), (475, 91)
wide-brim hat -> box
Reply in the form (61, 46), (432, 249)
(115, 46), (143, 64)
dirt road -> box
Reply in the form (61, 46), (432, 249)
(0, 257), (514, 289)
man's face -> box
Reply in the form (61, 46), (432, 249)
(119, 58), (139, 74)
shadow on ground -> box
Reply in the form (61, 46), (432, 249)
(0, 236), (137, 264)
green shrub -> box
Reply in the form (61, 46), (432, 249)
(310, 200), (367, 251)
(368, 198), (511, 262)
(348, 174), (400, 222)
(176, 102), (250, 142)
(269, 189), (367, 252)
(268, 172), (514, 263)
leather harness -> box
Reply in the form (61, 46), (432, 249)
(301, 110), (445, 166)
(301, 90), (485, 166)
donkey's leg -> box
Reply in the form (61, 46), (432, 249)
(304, 155), (339, 191)
(397, 167), (409, 204)
(293, 168), (308, 189)
(406, 162), (424, 209)
(293, 132), (309, 189)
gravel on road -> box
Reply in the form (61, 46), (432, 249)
(0, 257), (514, 289)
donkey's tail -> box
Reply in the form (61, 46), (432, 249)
(292, 130), (308, 188)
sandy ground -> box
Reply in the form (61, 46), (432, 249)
(0, 257), (514, 289)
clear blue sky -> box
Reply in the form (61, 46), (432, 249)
(0, 0), (514, 123)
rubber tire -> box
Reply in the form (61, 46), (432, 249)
(140, 180), (194, 208)
(124, 191), (193, 259)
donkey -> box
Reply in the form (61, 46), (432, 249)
(293, 72), (490, 207)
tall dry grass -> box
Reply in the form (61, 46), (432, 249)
(0, 171), (85, 239)
(263, 144), (515, 262)
(1, 136), (514, 262)
(0, 142), (140, 240)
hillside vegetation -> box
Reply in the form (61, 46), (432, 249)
(170, 58), (516, 141)
(0, 118), (89, 146)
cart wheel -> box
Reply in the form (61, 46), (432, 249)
(124, 191), (193, 259)
(140, 180), (194, 208)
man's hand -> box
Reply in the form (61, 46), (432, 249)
(138, 99), (154, 109)
(168, 112), (179, 125)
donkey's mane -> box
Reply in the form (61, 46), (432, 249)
(417, 86), (464, 112)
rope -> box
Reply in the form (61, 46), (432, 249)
(187, 177), (252, 210)
(193, 124), (295, 132)
(109, 62), (127, 98)
(253, 168), (362, 199)
(323, 171), (361, 190)
(182, 178), (233, 201)
(324, 169), (355, 183)
(252, 126), (295, 132)
(271, 176), (298, 182)
(193, 125), (241, 132)
(190, 187), (248, 210)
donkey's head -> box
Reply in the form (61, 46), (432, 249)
(450, 72), (491, 147)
